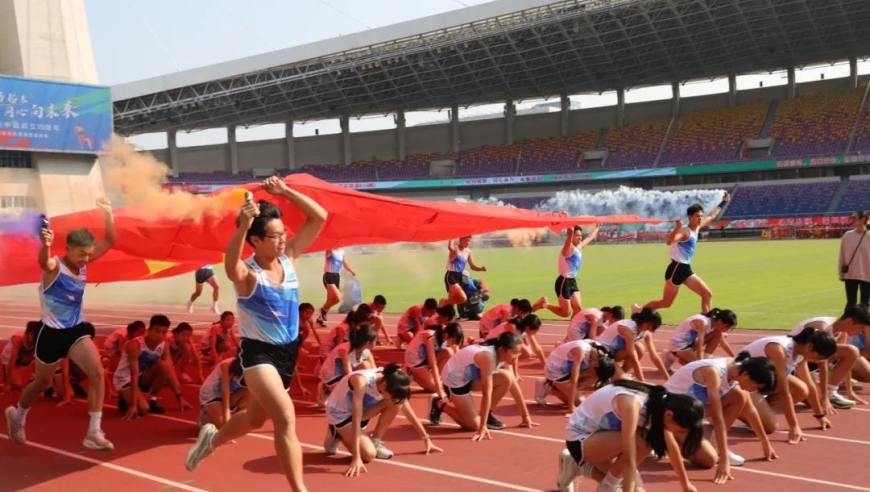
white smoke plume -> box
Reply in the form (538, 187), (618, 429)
(534, 186), (726, 220)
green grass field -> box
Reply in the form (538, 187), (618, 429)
(0, 239), (845, 330)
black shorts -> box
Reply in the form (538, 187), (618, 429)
(444, 271), (463, 292)
(555, 275), (579, 300)
(332, 417), (371, 431)
(322, 272), (340, 288)
(665, 260), (694, 286)
(238, 337), (300, 390)
(566, 439), (584, 464)
(195, 268), (215, 284)
(443, 381), (473, 397)
(34, 322), (93, 365)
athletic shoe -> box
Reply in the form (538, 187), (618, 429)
(830, 392), (857, 409)
(556, 448), (576, 492)
(428, 394), (443, 425)
(631, 303), (641, 314)
(211, 303), (220, 315)
(323, 425), (340, 456)
(83, 430), (114, 451)
(371, 437), (394, 459)
(186, 301), (193, 313)
(535, 378), (550, 406)
(726, 449), (745, 467)
(185, 423), (217, 471)
(486, 413), (506, 430)
(4, 406), (25, 444)
(148, 400), (166, 414)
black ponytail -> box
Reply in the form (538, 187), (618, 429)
(519, 314), (542, 333)
(611, 380), (704, 459)
(609, 306), (625, 321)
(704, 308), (737, 329)
(589, 342), (616, 388)
(435, 322), (464, 348)
(841, 305), (870, 326)
(172, 322), (193, 336)
(790, 328), (836, 358)
(382, 362), (411, 403)
(631, 307), (662, 331)
(229, 356), (244, 378)
(480, 331), (522, 349)
(436, 305), (456, 321)
(349, 323), (377, 349)
(735, 356), (777, 395)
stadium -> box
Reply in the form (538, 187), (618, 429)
(3, 0), (870, 491)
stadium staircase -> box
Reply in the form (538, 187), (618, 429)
(759, 100), (779, 139)
(594, 129), (608, 150)
(652, 116), (676, 167)
(826, 177), (852, 214)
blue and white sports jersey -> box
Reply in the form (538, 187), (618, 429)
(441, 344), (503, 389)
(596, 319), (648, 352)
(446, 248), (470, 272)
(319, 341), (371, 384)
(40, 256), (86, 329)
(199, 359), (244, 405)
(669, 227), (698, 264)
(742, 336), (800, 374)
(325, 368), (384, 425)
(324, 249), (345, 274)
(236, 255), (300, 345)
(669, 314), (713, 352)
(545, 340), (593, 381)
(663, 358), (734, 406)
(558, 246), (582, 278)
(566, 384), (649, 441)
(112, 337), (166, 389)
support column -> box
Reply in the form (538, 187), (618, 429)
(505, 99), (515, 145)
(560, 93), (570, 137)
(285, 121), (295, 170)
(728, 74), (737, 108)
(850, 57), (858, 89)
(341, 116), (351, 165)
(787, 67), (796, 99)
(167, 130), (179, 175)
(228, 125), (239, 174)
(396, 110), (406, 160)
(671, 81), (681, 117)
(450, 104), (460, 153)
(616, 89), (625, 127)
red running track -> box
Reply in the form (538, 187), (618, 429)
(2, 299), (869, 492)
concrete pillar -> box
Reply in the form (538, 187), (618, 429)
(616, 89), (625, 127)
(228, 125), (239, 173)
(728, 74), (737, 108)
(850, 57), (858, 89)
(396, 110), (406, 160)
(671, 81), (681, 117)
(505, 99), (515, 145)
(284, 121), (295, 169)
(560, 93), (570, 137)
(450, 104), (460, 153)
(167, 130), (179, 175)
(787, 67), (796, 99)
(340, 116), (351, 165)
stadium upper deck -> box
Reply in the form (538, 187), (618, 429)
(111, 0), (870, 136)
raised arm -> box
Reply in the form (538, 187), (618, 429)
(700, 192), (730, 229)
(262, 176), (327, 261)
(225, 199), (258, 291)
(37, 227), (59, 273)
(578, 224), (600, 249)
(561, 227), (576, 257)
(91, 198), (117, 262)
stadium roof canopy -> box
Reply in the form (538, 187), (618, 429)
(111, 0), (870, 135)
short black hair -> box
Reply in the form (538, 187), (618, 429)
(67, 228), (95, 248)
(149, 314), (171, 328)
(687, 203), (703, 216)
(237, 199), (282, 246)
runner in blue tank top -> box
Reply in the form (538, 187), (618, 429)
(6, 198), (116, 452)
(542, 224), (600, 319)
(634, 191), (730, 315)
(442, 236), (487, 307)
(316, 247), (357, 327)
(185, 176), (326, 492)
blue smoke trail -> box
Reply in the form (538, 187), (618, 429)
(0, 210), (43, 237)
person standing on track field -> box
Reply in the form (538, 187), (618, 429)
(187, 264), (221, 314)
(316, 248), (357, 327)
(184, 176), (326, 492)
(839, 210), (870, 312)
(5, 198), (116, 451)
(633, 192), (730, 315)
(441, 236), (486, 307)
(544, 224), (600, 319)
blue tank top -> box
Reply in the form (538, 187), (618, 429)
(558, 247), (582, 278)
(40, 256), (86, 329)
(669, 227), (697, 264)
(325, 249), (344, 274)
(446, 248), (470, 272)
(236, 255), (300, 345)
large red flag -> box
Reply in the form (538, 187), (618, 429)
(0, 174), (664, 286)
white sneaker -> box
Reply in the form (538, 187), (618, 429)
(83, 429), (114, 451)
(186, 301), (193, 313)
(631, 303), (641, 314)
(830, 392), (856, 409)
(323, 425), (340, 456)
(4, 406), (25, 444)
(211, 303), (220, 315)
(535, 378), (550, 406)
(185, 423), (217, 471)
(371, 437), (394, 459)
(556, 448), (576, 492)
(726, 449), (745, 467)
